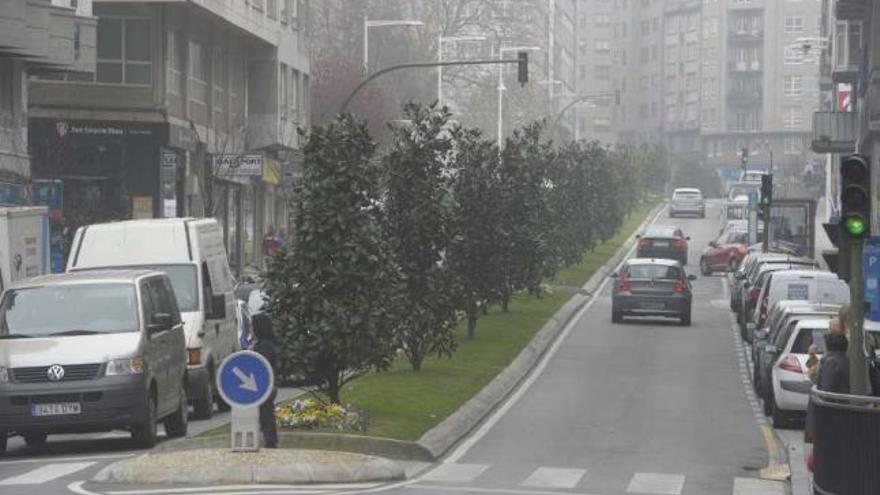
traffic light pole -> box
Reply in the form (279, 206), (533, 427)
(847, 238), (871, 395)
(762, 204), (770, 254)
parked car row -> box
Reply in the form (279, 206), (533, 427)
(726, 250), (850, 427)
(0, 218), (269, 455)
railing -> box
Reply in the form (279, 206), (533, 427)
(727, 88), (762, 103)
(811, 388), (880, 495)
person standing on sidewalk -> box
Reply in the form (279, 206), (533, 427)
(817, 332), (850, 394)
(252, 313), (279, 448)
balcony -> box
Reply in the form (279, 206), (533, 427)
(728, 60), (762, 73)
(811, 111), (857, 153)
(835, 0), (868, 21)
(728, 29), (763, 42)
(727, 0), (763, 10)
(0, 0), (95, 72)
(727, 88), (762, 105)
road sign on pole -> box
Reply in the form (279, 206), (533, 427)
(864, 236), (880, 322)
(217, 351), (275, 451)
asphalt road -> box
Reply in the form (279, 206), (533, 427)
(0, 203), (786, 495)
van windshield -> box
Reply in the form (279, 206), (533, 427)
(0, 284), (138, 337)
(133, 265), (199, 312)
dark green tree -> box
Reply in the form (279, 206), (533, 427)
(383, 103), (460, 371)
(448, 127), (503, 337)
(264, 115), (403, 403)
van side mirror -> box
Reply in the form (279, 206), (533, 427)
(688, 274), (697, 281)
(208, 294), (226, 320)
(148, 313), (173, 336)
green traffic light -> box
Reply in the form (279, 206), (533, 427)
(844, 216), (867, 236)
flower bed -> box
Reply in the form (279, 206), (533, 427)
(276, 399), (368, 432)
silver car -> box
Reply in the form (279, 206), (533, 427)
(0, 270), (189, 454)
(669, 188), (706, 218)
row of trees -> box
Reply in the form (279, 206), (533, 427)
(265, 104), (665, 403)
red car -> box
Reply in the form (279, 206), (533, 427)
(699, 229), (748, 275)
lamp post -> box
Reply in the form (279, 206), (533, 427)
(363, 17), (424, 74)
(497, 45), (541, 148)
(438, 35), (486, 107)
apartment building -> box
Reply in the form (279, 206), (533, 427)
(575, 0), (616, 143)
(0, 0), (95, 205)
(27, 0), (310, 273)
(662, 0), (701, 158)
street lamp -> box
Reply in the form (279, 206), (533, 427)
(438, 35), (486, 107)
(497, 45), (541, 148)
(363, 17), (424, 74)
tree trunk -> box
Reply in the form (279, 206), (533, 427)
(502, 296), (509, 313)
(467, 314), (477, 339)
(327, 373), (341, 404)
(408, 348), (424, 372)
(481, 303), (488, 316)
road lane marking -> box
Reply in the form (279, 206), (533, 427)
(0, 453), (134, 466)
(521, 467), (586, 489)
(625, 472), (684, 494)
(0, 461), (96, 486)
(420, 463), (490, 483)
(105, 484), (381, 494)
(409, 484), (602, 495)
(732, 477), (786, 494)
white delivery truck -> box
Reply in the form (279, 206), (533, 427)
(0, 207), (49, 293)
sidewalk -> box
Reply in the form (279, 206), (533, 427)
(777, 429), (812, 495)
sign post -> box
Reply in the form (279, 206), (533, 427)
(748, 191), (758, 246)
(217, 351), (275, 452)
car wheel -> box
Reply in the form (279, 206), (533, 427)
(23, 432), (48, 447)
(771, 395), (792, 429)
(762, 382), (773, 416)
(132, 392), (158, 449)
(700, 258), (712, 276)
(612, 310), (623, 323)
(164, 381), (189, 439)
(193, 372), (215, 420)
(680, 308), (692, 326)
(752, 360), (761, 392)
(0, 431), (8, 456)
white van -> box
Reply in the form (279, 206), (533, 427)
(753, 270), (850, 328)
(66, 218), (237, 419)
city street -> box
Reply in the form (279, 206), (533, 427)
(0, 202), (787, 495)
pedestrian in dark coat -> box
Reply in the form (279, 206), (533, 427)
(817, 332), (850, 394)
(251, 313), (279, 448)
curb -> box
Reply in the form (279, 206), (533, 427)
(92, 448), (405, 485)
(156, 431), (434, 462)
(417, 200), (667, 460)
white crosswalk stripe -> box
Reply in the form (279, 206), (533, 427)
(0, 461), (96, 486)
(520, 467), (586, 489)
(625, 472), (686, 495)
(421, 463), (491, 483)
(732, 477), (786, 495)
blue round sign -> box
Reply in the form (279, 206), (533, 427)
(216, 351), (274, 408)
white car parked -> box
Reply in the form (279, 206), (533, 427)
(767, 318), (832, 427)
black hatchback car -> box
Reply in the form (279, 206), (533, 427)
(611, 258), (696, 325)
(636, 225), (690, 265)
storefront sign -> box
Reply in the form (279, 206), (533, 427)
(262, 158), (282, 186)
(46, 120), (168, 143)
(214, 154), (263, 178)
(132, 196), (154, 219)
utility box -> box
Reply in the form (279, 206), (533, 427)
(0, 207), (50, 293)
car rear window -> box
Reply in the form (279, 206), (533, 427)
(627, 264), (681, 279)
(792, 328), (828, 354)
(674, 191), (701, 199)
(644, 226), (678, 237)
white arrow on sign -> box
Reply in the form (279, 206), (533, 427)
(232, 367), (258, 392)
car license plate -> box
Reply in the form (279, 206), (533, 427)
(653, 241), (669, 247)
(31, 403), (81, 416)
(640, 302), (665, 310)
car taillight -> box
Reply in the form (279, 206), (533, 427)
(674, 279), (686, 293)
(759, 297), (768, 320)
(778, 355), (803, 373)
(618, 277), (631, 292)
(674, 239), (686, 250)
(748, 286), (761, 299)
(638, 238), (652, 248)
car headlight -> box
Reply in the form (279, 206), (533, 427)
(106, 357), (144, 376)
(0, 366), (8, 383)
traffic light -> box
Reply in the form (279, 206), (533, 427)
(840, 154), (871, 238)
(517, 51), (528, 85)
(822, 222), (850, 282)
(760, 173), (772, 207)
(741, 147), (749, 169)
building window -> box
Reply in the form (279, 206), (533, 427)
(596, 40), (610, 51)
(641, 20), (650, 35)
(188, 40), (209, 104)
(784, 16), (804, 34)
(783, 46), (804, 64)
(213, 46), (227, 122)
(0, 59), (13, 113)
(596, 14), (610, 25)
(651, 45), (658, 61)
(267, 0), (277, 19)
(652, 17), (659, 32)
(96, 18), (152, 85)
(784, 137), (803, 155)
(783, 107), (802, 128)
(640, 47), (649, 63)
(167, 31), (184, 96)
(596, 65), (611, 80)
(640, 104), (649, 118)
(783, 75), (803, 96)
(640, 76), (648, 89)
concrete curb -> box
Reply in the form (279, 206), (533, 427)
(417, 201), (667, 460)
(156, 431), (434, 462)
(92, 448), (405, 485)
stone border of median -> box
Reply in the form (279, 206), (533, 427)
(417, 201), (667, 459)
(148, 201), (666, 465)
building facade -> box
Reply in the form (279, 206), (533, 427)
(28, 0), (310, 275)
(575, 0), (616, 143)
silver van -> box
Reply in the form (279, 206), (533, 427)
(0, 270), (188, 454)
